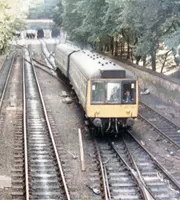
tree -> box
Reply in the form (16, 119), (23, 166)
(53, 0), (180, 71)
(76, 0), (107, 48)
(28, 0), (59, 19)
(0, 0), (25, 54)
(121, 0), (180, 71)
(52, 0), (63, 27)
(58, 0), (109, 48)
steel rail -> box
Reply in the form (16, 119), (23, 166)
(31, 57), (68, 87)
(103, 166), (111, 200)
(32, 58), (55, 71)
(23, 52), (30, 200)
(94, 140), (110, 200)
(138, 113), (180, 149)
(39, 39), (56, 70)
(128, 129), (180, 190)
(121, 137), (156, 200)
(28, 50), (71, 200)
(0, 52), (16, 110)
(139, 101), (180, 149)
(34, 64), (68, 88)
(108, 140), (151, 200)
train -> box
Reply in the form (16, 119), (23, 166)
(55, 43), (138, 134)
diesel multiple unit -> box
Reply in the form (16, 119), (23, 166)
(55, 44), (138, 134)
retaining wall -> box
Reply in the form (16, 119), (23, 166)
(113, 58), (180, 107)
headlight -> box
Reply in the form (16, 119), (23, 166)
(126, 118), (134, 126)
(93, 118), (102, 127)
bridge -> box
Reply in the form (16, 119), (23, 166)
(25, 19), (55, 30)
(24, 19), (60, 38)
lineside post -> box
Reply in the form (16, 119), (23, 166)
(78, 128), (85, 171)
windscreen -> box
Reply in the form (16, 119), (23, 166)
(91, 80), (136, 104)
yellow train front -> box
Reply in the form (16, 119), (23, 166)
(87, 77), (138, 133)
(55, 44), (138, 135)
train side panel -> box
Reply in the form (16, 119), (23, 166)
(86, 80), (138, 118)
(69, 59), (88, 110)
(55, 48), (68, 76)
(55, 46), (88, 109)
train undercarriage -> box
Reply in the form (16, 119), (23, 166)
(89, 117), (135, 135)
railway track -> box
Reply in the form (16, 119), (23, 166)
(93, 133), (180, 200)
(12, 42), (180, 200)
(94, 139), (145, 200)
(123, 132), (180, 199)
(0, 52), (16, 109)
(12, 48), (71, 200)
(12, 112), (24, 198)
(139, 101), (180, 149)
(39, 39), (56, 70)
(0, 52), (16, 185)
(32, 58), (58, 78)
(32, 56), (72, 93)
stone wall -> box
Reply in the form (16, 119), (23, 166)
(133, 67), (180, 107)
(112, 58), (180, 107)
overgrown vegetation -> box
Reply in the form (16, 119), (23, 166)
(53, 0), (180, 71)
(0, 0), (25, 54)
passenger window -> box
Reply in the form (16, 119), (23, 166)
(91, 82), (105, 103)
(122, 82), (136, 104)
(107, 83), (121, 103)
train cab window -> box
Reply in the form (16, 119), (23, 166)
(91, 82), (105, 103)
(107, 82), (121, 103)
(122, 81), (136, 104)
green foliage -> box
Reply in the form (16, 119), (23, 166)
(165, 29), (180, 48)
(53, 0), (180, 70)
(0, 0), (25, 54)
(60, 0), (84, 45)
(125, 0), (180, 70)
(52, 1), (63, 27)
(60, 0), (108, 48)
(28, 0), (59, 19)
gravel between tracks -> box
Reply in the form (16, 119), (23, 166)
(0, 53), (23, 200)
(35, 67), (101, 200)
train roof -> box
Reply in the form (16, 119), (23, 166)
(56, 44), (136, 79)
